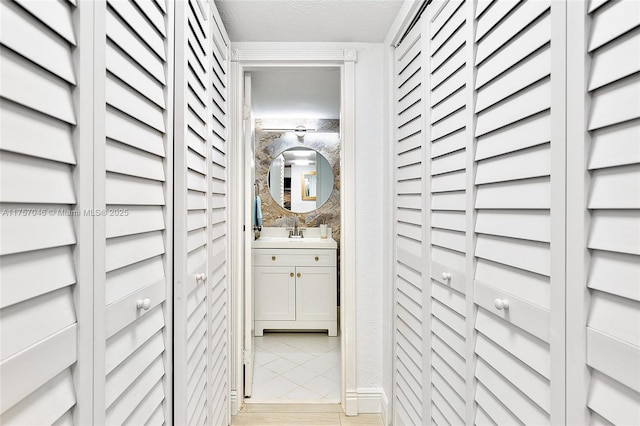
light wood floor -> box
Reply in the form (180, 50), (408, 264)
(231, 403), (384, 425)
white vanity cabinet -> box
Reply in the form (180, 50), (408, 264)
(253, 248), (337, 336)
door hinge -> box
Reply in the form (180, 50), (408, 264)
(243, 225), (246, 232)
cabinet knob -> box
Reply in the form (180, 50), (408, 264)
(272, 256), (276, 261)
(297, 272), (301, 278)
(195, 273), (207, 282)
(136, 298), (151, 311)
(315, 256), (319, 261)
(494, 298), (510, 311)
(290, 272), (294, 277)
(441, 272), (452, 281)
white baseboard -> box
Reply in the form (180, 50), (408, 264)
(345, 390), (358, 416)
(381, 389), (391, 425)
(356, 387), (384, 414)
(230, 390), (239, 416)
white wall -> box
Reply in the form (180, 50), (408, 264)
(232, 41), (386, 399)
(352, 43), (385, 393)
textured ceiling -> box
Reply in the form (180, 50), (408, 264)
(214, 0), (407, 42)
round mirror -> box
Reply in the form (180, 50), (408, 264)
(267, 147), (334, 213)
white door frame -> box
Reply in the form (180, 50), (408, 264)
(229, 48), (358, 415)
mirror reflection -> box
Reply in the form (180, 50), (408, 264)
(302, 171), (316, 201)
(267, 148), (334, 213)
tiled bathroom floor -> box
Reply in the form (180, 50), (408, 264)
(247, 332), (340, 402)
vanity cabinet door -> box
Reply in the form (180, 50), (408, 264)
(296, 266), (337, 321)
(254, 266), (296, 321)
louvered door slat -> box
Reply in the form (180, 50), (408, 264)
(0, 1), (80, 423)
(476, 1), (550, 64)
(583, 2), (640, 421)
(106, 107), (166, 156)
(107, 0), (165, 60)
(475, 0), (519, 41)
(0, 101), (75, 163)
(134, 0), (166, 36)
(476, 12), (550, 88)
(1, 49), (75, 124)
(106, 7), (164, 84)
(432, 368), (465, 420)
(588, 0), (640, 51)
(11, 0), (75, 44)
(433, 2), (466, 52)
(431, 384), (463, 425)
(126, 380), (165, 426)
(588, 27), (640, 91)
(475, 381), (521, 425)
(0, 325), (77, 417)
(105, 332), (164, 408)
(0, 369), (76, 426)
(106, 43), (165, 107)
(476, 357), (549, 425)
(475, 0), (494, 19)
(105, 357), (164, 425)
(476, 333), (550, 411)
(0, 2), (75, 84)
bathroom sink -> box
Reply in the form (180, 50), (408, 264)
(253, 227), (337, 249)
(253, 236), (337, 249)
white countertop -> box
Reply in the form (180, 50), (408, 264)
(253, 227), (337, 249)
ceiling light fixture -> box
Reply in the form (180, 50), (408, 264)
(261, 126), (317, 133)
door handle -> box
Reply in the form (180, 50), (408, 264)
(297, 272), (301, 278)
(290, 272), (294, 277)
(136, 298), (151, 310)
(494, 298), (510, 310)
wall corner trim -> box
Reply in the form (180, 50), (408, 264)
(380, 389), (391, 425)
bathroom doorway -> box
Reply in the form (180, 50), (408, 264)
(230, 49), (358, 415)
(246, 68), (341, 403)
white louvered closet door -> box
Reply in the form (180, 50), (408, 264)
(99, 0), (173, 424)
(208, 4), (231, 425)
(472, 1), (564, 424)
(427, 1), (472, 424)
(392, 19), (428, 426)
(582, 0), (640, 423)
(175, 0), (211, 424)
(174, 0), (231, 424)
(0, 1), (84, 424)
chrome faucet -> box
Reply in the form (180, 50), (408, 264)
(288, 217), (304, 238)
